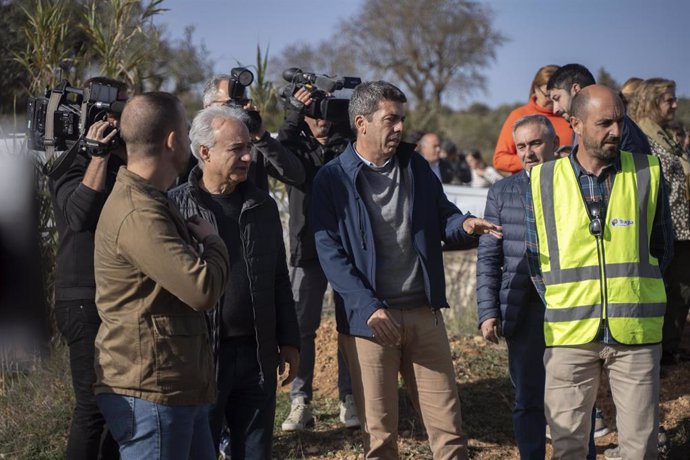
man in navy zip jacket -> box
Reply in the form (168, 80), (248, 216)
(477, 114), (558, 459)
(311, 80), (501, 459)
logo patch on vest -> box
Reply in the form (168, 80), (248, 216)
(610, 218), (634, 227)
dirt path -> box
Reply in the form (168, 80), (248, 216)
(274, 316), (690, 459)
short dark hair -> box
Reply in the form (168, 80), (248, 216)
(546, 64), (595, 91)
(569, 90), (590, 121)
(348, 81), (407, 132)
(120, 92), (184, 155)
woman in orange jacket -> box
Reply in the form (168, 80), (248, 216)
(493, 65), (573, 174)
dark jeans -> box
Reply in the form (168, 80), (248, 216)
(54, 300), (119, 460)
(506, 304), (596, 460)
(506, 304), (547, 460)
(210, 339), (277, 459)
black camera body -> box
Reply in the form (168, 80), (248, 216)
(279, 68), (361, 124)
(221, 67), (263, 134)
(26, 79), (125, 178)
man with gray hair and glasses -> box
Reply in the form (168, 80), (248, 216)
(202, 74), (304, 191)
(169, 105), (300, 459)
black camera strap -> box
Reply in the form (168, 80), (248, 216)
(43, 136), (82, 180)
(43, 85), (65, 166)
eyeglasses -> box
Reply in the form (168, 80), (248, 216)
(588, 200), (603, 237)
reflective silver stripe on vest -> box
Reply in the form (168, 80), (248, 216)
(540, 153), (658, 286)
(545, 304), (602, 322)
(539, 161), (559, 272)
(607, 303), (665, 318)
(632, 153), (652, 265)
(543, 262), (660, 284)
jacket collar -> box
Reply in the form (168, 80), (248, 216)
(116, 167), (168, 203)
(186, 165), (269, 210)
(339, 141), (417, 181)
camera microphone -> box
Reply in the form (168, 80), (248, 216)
(93, 100), (126, 113)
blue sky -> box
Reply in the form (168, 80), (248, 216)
(155, 0), (690, 109)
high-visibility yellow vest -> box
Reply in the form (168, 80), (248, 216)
(531, 151), (666, 346)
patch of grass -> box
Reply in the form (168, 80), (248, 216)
(0, 345), (71, 459)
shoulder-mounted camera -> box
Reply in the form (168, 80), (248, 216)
(26, 79), (125, 179)
(278, 68), (361, 124)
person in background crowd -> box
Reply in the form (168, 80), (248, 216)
(441, 140), (472, 184)
(168, 106), (300, 458)
(633, 78), (690, 368)
(418, 132), (457, 184)
(493, 65), (573, 174)
(547, 63), (651, 155)
(620, 77), (643, 111)
(467, 150), (503, 187)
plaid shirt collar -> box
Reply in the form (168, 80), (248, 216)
(569, 145), (622, 179)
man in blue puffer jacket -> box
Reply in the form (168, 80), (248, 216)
(477, 114), (557, 459)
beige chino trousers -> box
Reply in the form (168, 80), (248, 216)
(340, 307), (468, 460)
(544, 342), (661, 460)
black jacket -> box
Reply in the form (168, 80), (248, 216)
(277, 110), (352, 267)
(476, 171), (542, 339)
(249, 130), (305, 191)
(168, 167), (300, 380)
(50, 153), (124, 301)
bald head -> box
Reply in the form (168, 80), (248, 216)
(419, 132), (442, 164)
(571, 85), (625, 163)
(570, 85), (624, 122)
(120, 92), (186, 156)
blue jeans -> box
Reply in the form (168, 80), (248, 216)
(54, 300), (119, 460)
(210, 339), (276, 459)
(506, 303), (547, 460)
(96, 394), (215, 460)
(289, 262), (352, 402)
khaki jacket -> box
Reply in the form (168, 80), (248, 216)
(94, 168), (229, 405)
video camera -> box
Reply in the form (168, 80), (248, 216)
(219, 67), (263, 134)
(279, 68), (361, 124)
(26, 79), (125, 179)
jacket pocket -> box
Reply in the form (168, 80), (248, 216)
(151, 314), (212, 391)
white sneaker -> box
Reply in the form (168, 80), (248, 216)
(593, 408), (610, 438)
(281, 396), (314, 431)
(339, 394), (361, 428)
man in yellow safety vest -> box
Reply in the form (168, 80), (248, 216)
(526, 85), (674, 459)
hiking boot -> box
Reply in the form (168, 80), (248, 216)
(339, 394), (361, 428)
(594, 408), (610, 438)
(281, 396), (315, 431)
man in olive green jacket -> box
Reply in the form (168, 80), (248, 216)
(94, 92), (229, 460)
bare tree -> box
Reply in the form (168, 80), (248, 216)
(339, 0), (504, 110)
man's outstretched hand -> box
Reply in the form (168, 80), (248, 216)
(463, 217), (502, 239)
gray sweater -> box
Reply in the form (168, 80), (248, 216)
(357, 155), (426, 308)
